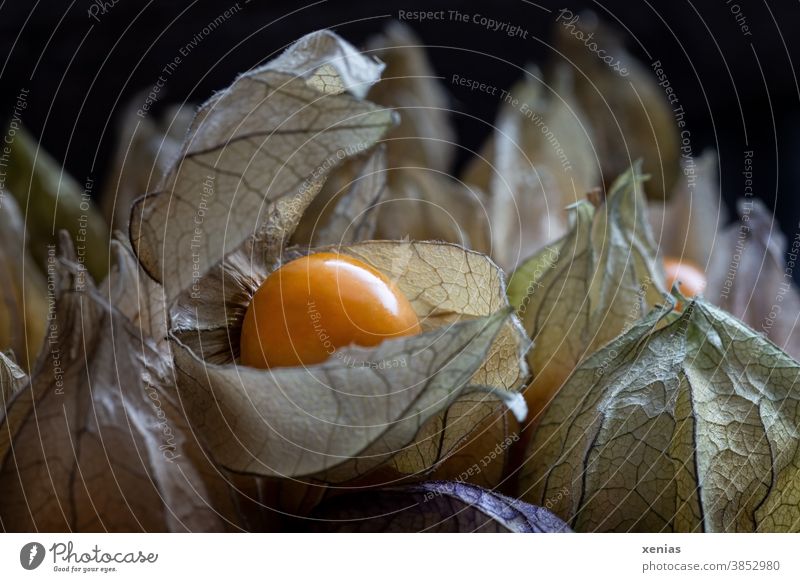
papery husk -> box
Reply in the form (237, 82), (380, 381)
(0, 234), (241, 531)
(0, 351), (27, 417)
(291, 146), (388, 247)
(357, 22), (492, 251)
(463, 66), (598, 270)
(374, 168), (491, 255)
(170, 238), (528, 485)
(707, 199), (800, 360)
(404, 394), (519, 490)
(312, 146), (386, 245)
(552, 13), (679, 200)
(107, 235), (322, 527)
(104, 232), (170, 351)
(510, 164), (666, 424)
(365, 21), (456, 173)
(130, 30), (395, 304)
(520, 297), (800, 532)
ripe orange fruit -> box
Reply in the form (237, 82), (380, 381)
(663, 257), (707, 299)
(240, 252), (421, 368)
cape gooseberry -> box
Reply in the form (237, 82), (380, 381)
(240, 252), (421, 369)
(663, 257), (707, 299)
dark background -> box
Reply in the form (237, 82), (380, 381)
(1, 0), (798, 237)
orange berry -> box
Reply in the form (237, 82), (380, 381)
(240, 252), (421, 368)
(663, 257), (707, 299)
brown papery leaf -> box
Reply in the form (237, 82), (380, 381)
(94, 233), (315, 527)
(0, 236), (238, 532)
(707, 199), (800, 360)
(341, 241), (530, 396)
(170, 230), (272, 366)
(649, 151), (725, 267)
(366, 21), (456, 173)
(463, 66), (598, 270)
(362, 23), (490, 252)
(374, 169), (491, 254)
(309, 146), (387, 246)
(0, 193), (47, 371)
(509, 165), (666, 423)
(105, 233), (169, 350)
(130, 30), (394, 303)
(553, 12), (679, 200)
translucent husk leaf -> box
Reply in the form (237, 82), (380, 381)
(130, 30), (395, 304)
(463, 66), (599, 270)
(0, 193), (48, 371)
(707, 199), (800, 360)
(105, 233), (169, 350)
(106, 236), (315, 528)
(170, 239), (529, 484)
(294, 145), (387, 247)
(510, 164), (666, 422)
(0, 235), (239, 532)
(552, 13), (679, 200)
(396, 393), (519, 489)
(309, 480), (572, 532)
(3, 127), (109, 280)
(341, 242), (528, 485)
(520, 298), (800, 533)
